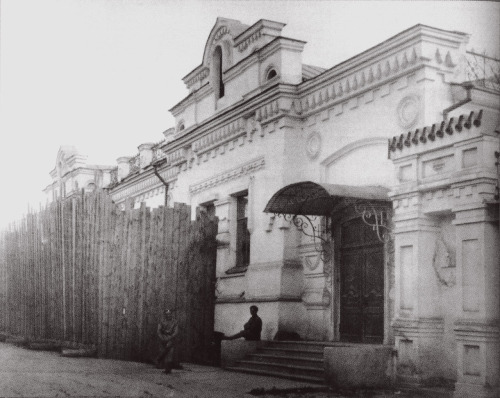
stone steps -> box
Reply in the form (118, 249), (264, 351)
(225, 341), (327, 383)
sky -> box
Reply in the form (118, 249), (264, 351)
(0, 0), (499, 228)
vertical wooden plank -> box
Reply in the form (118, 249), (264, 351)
(70, 198), (76, 343)
(136, 203), (148, 360)
(89, 192), (96, 346)
(82, 192), (88, 344)
(97, 192), (107, 356)
(76, 193), (84, 344)
(144, 206), (157, 361)
(106, 195), (116, 357)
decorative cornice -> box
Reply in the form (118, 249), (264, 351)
(192, 118), (246, 154)
(185, 67), (210, 89)
(388, 110), (483, 155)
(111, 166), (179, 202)
(234, 19), (286, 52)
(189, 156), (265, 195)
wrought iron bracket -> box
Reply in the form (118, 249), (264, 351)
(275, 213), (333, 263)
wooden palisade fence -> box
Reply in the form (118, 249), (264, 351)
(0, 190), (218, 364)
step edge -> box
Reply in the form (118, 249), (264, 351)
(248, 354), (324, 362)
(225, 366), (325, 383)
(237, 360), (324, 372)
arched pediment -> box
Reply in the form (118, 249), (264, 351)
(201, 17), (248, 70)
(54, 146), (86, 177)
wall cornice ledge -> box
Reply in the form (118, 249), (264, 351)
(189, 156), (265, 195)
(110, 166), (179, 202)
(300, 24), (467, 96)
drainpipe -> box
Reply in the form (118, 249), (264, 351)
(495, 125), (500, 235)
(152, 159), (169, 206)
(443, 83), (473, 120)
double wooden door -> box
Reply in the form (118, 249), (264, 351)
(339, 217), (384, 344)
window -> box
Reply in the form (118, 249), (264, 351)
(236, 194), (250, 268)
(178, 123), (185, 132)
(213, 46), (224, 99)
(267, 68), (277, 80)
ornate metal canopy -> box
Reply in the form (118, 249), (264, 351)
(264, 181), (390, 215)
(264, 182), (391, 251)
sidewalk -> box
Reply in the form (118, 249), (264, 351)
(0, 342), (430, 397)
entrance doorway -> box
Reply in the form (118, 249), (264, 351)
(339, 217), (384, 343)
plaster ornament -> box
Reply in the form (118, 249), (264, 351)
(432, 237), (456, 287)
(304, 252), (321, 271)
(306, 132), (322, 160)
(397, 95), (420, 128)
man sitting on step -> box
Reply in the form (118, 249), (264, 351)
(222, 305), (262, 341)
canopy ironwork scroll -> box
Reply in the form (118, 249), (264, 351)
(342, 197), (391, 243)
(275, 213), (333, 263)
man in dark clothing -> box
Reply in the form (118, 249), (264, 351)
(155, 309), (179, 374)
(223, 305), (262, 340)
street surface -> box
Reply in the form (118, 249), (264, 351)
(0, 342), (430, 397)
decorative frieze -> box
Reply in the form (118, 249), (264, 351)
(237, 28), (263, 52)
(192, 118), (246, 154)
(134, 186), (166, 204)
(185, 67), (210, 89)
(213, 26), (230, 42)
(166, 147), (187, 165)
(189, 156), (265, 195)
(295, 47), (420, 117)
(255, 100), (280, 122)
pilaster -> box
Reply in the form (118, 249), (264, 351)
(389, 106), (500, 389)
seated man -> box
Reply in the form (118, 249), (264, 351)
(223, 305), (262, 341)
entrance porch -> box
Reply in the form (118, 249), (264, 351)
(263, 181), (393, 345)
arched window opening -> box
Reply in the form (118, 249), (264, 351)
(86, 182), (96, 192)
(267, 69), (278, 80)
(178, 123), (185, 132)
(213, 46), (225, 100)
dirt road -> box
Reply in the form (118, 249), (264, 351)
(0, 342), (437, 398)
(0, 342), (321, 397)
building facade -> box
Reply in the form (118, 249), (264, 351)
(44, 146), (114, 202)
(46, 18), (499, 397)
